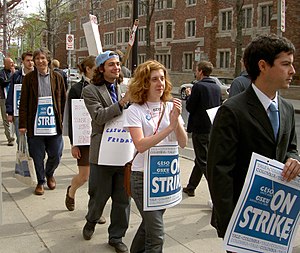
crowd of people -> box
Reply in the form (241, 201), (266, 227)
(1, 33), (300, 253)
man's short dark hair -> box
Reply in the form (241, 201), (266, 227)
(243, 34), (295, 82)
(197, 61), (213, 76)
(21, 51), (33, 61)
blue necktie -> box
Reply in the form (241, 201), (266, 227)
(109, 84), (118, 103)
(268, 102), (279, 140)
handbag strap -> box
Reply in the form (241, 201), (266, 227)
(131, 102), (166, 162)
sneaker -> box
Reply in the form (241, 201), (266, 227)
(182, 187), (195, 197)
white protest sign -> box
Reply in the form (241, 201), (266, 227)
(83, 14), (102, 56)
(98, 114), (134, 166)
(206, 106), (220, 124)
(34, 96), (57, 136)
(224, 152), (300, 253)
(144, 143), (182, 211)
(71, 99), (91, 146)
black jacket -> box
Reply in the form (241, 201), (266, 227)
(186, 77), (221, 134)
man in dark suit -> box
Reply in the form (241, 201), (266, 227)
(207, 34), (300, 244)
(183, 61), (221, 197)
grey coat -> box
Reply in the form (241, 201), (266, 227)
(82, 83), (123, 164)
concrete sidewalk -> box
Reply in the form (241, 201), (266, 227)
(0, 127), (300, 253)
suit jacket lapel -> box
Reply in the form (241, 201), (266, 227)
(277, 97), (286, 143)
(246, 86), (275, 141)
(98, 84), (112, 107)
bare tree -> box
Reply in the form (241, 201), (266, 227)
(140, 0), (156, 60)
(0, 0), (22, 19)
(44, 0), (74, 55)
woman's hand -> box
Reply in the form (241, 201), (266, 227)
(169, 98), (182, 130)
(71, 146), (81, 159)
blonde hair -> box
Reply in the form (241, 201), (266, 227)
(128, 60), (172, 104)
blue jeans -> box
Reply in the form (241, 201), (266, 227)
(130, 171), (166, 253)
(27, 134), (63, 185)
(86, 163), (130, 242)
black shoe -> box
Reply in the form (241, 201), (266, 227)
(183, 187), (195, 197)
(109, 241), (128, 253)
(82, 221), (96, 240)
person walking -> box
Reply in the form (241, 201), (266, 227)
(51, 59), (68, 91)
(0, 57), (16, 146)
(19, 48), (66, 195)
(81, 51), (130, 253)
(124, 60), (187, 252)
(207, 34), (300, 248)
(6, 52), (34, 146)
(182, 61), (221, 197)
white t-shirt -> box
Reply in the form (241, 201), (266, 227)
(123, 101), (184, 172)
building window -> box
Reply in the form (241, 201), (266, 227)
(166, 0), (173, 8)
(104, 9), (114, 24)
(156, 0), (163, 10)
(138, 27), (146, 42)
(138, 3), (146, 16)
(156, 22), (164, 40)
(260, 4), (273, 27)
(242, 7), (252, 28)
(104, 32), (114, 46)
(117, 3), (131, 19)
(183, 53), (193, 70)
(80, 37), (87, 48)
(124, 29), (130, 43)
(218, 51), (230, 68)
(116, 28), (131, 44)
(220, 10), (232, 31)
(186, 19), (196, 37)
(155, 54), (171, 69)
(117, 29), (123, 44)
(155, 21), (173, 41)
(187, 0), (196, 6)
(138, 54), (146, 65)
(166, 22), (172, 38)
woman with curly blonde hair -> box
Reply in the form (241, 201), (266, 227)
(124, 60), (187, 252)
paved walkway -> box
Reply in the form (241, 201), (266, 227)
(0, 95), (300, 252)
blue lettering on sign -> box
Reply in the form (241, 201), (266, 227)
(234, 175), (299, 245)
(149, 155), (180, 197)
(107, 136), (132, 143)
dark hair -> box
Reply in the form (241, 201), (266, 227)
(77, 55), (96, 75)
(33, 48), (52, 65)
(197, 61), (213, 76)
(21, 51), (33, 61)
(243, 34), (295, 82)
(92, 61), (123, 85)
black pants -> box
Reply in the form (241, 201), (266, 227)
(186, 132), (209, 190)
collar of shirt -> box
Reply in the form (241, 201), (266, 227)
(252, 83), (278, 111)
(38, 70), (50, 77)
